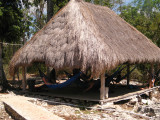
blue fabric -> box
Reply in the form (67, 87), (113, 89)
(115, 66), (137, 83)
(120, 66), (136, 80)
(46, 72), (81, 89)
(105, 65), (125, 85)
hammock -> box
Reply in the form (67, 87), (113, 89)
(115, 65), (137, 83)
(64, 71), (72, 78)
(105, 65), (126, 85)
(38, 69), (81, 89)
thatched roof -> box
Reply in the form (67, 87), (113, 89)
(9, 0), (160, 76)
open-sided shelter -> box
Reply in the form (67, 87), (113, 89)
(9, 0), (160, 100)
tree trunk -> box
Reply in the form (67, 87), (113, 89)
(22, 36), (27, 90)
(47, 0), (53, 22)
(12, 44), (16, 83)
(0, 42), (8, 92)
(47, 0), (53, 75)
(0, 42), (3, 91)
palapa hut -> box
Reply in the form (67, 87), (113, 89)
(9, 0), (160, 100)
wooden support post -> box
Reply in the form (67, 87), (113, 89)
(127, 63), (130, 87)
(105, 87), (109, 99)
(22, 67), (27, 91)
(100, 72), (106, 100)
(17, 69), (21, 88)
(150, 63), (155, 88)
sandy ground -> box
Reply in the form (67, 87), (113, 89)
(0, 79), (160, 120)
(1, 90), (160, 120)
(0, 94), (13, 120)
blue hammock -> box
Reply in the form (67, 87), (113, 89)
(46, 72), (81, 89)
(38, 68), (82, 89)
(105, 65), (126, 85)
(115, 65), (137, 83)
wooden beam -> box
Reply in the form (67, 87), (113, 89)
(100, 72), (105, 100)
(22, 67), (27, 91)
(127, 63), (130, 86)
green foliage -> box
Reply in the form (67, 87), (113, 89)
(0, 2), (3, 16)
(51, 0), (68, 15)
(130, 67), (143, 81)
(119, 0), (160, 82)
(85, 0), (119, 9)
(32, 0), (47, 31)
(27, 62), (47, 74)
(0, 0), (24, 42)
(120, 0), (160, 46)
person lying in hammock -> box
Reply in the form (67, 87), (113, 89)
(38, 68), (54, 85)
(83, 65), (137, 92)
(64, 69), (92, 86)
(83, 66), (124, 92)
(83, 79), (100, 92)
(140, 74), (155, 90)
(39, 68), (83, 89)
(149, 76), (155, 88)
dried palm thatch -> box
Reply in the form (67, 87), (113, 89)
(9, 0), (160, 77)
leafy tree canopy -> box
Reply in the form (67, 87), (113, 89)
(120, 0), (160, 47)
(0, 0), (24, 43)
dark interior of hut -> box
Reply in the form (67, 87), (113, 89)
(24, 65), (151, 102)
(8, 62), (160, 103)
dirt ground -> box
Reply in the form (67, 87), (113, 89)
(0, 80), (160, 120)
(0, 95), (13, 120)
(1, 89), (160, 120)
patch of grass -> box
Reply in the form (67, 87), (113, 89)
(75, 110), (81, 114)
(80, 109), (100, 114)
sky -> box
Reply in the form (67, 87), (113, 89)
(124, 0), (134, 4)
